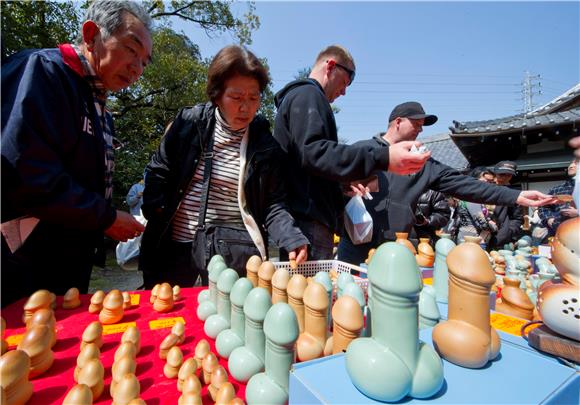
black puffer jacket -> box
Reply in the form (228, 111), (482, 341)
(414, 189), (450, 241)
(140, 103), (308, 278)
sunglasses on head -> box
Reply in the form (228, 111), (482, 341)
(329, 60), (355, 85)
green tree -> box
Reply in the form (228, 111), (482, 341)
(1, 1), (81, 61)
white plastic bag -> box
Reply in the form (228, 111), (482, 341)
(344, 195), (373, 245)
(115, 213), (147, 271)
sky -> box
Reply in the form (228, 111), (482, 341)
(175, 1), (579, 144)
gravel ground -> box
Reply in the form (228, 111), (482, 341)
(88, 248), (143, 293)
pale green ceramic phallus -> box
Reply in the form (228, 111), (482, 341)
(198, 255), (226, 304)
(228, 287), (272, 383)
(342, 282), (365, 310)
(433, 237), (456, 304)
(204, 268), (239, 338)
(246, 303), (299, 405)
(498, 249), (514, 258)
(419, 285), (440, 329)
(345, 242), (444, 402)
(313, 271), (333, 329)
(196, 260), (228, 320)
(337, 272), (354, 299)
(216, 277), (254, 359)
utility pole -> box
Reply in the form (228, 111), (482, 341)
(522, 71), (542, 114)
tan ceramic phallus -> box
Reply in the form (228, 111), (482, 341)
(178, 374), (202, 405)
(331, 295), (364, 355)
(112, 373), (140, 405)
(110, 356), (137, 397)
(194, 339), (210, 370)
(164, 346), (184, 379)
(77, 358), (104, 400)
(150, 284), (161, 304)
(159, 333), (180, 360)
(121, 326), (141, 354)
(154, 283), (175, 313)
(114, 342), (137, 363)
(62, 383), (93, 404)
(416, 238), (435, 267)
(99, 290), (124, 324)
(537, 217), (580, 341)
(209, 365), (229, 401)
(432, 238), (501, 368)
(496, 277), (534, 320)
(0, 350), (34, 405)
(22, 289), (53, 324)
(246, 255), (262, 287)
(201, 352), (219, 385)
(296, 281), (329, 362)
(81, 321), (103, 349)
(395, 232), (417, 255)
(17, 324), (54, 378)
(287, 274), (308, 333)
(215, 382), (243, 405)
(257, 261), (276, 295)
(26, 308), (56, 348)
(74, 343), (100, 382)
(172, 321), (186, 344)
(272, 268), (291, 304)
(62, 287), (81, 309)
(177, 358), (198, 392)
(173, 285), (183, 301)
(89, 290), (105, 314)
(365, 248), (376, 265)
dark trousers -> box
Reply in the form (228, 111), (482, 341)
(1, 226), (95, 308)
(144, 240), (206, 289)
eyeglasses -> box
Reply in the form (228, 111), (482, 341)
(332, 61), (355, 85)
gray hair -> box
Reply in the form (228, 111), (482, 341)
(78, 0), (152, 43)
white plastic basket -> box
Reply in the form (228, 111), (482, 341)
(273, 259), (368, 303)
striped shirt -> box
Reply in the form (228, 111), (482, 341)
(172, 108), (245, 242)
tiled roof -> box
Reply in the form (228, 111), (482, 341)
(450, 107), (580, 136)
(532, 83), (580, 114)
(421, 133), (469, 170)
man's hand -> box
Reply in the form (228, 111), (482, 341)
(388, 141), (430, 175)
(560, 207), (579, 218)
(105, 210), (145, 242)
(516, 191), (560, 207)
(288, 244), (308, 265)
(344, 183), (371, 198)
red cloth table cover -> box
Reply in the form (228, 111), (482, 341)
(2, 288), (246, 404)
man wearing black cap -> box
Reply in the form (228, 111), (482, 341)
(337, 101), (558, 265)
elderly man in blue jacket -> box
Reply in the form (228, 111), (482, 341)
(1, 0), (152, 306)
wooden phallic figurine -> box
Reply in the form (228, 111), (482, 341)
(177, 358), (198, 392)
(62, 383), (93, 404)
(171, 321), (185, 344)
(0, 350), (34, 405)
(22, 289), (53, 324)
(26, 308), (57, 348)
(159, 333), (180, 360)
(173, 285), (183, 302)
(246, 255), (262, 287)
(76, 358), (104, 400)
(246, 303), (299, 405)
(228, 287), (272, 383)
(110, 356), (137, 397)
(346, 242), (444, 402)
(286, 274), (308, 333)
(81, 321), (103, 349)
(204, 269), (239, 339)
(150, 284), (160, 305)
(114, 342), (137, 363)
(208, 365), (229, 401)
(432, 236), (501, 368)
(121, 326), (141, 354)
(99, 290), (124, 324)
(122, 292), (132, 310)
(74, 343), (100, 382)
(111, 373), (140, 405)
(193, 339), (210, 370)
(496, 277), (534, 320)
(296, 281), (329, 362)
(178, 374), (202, 405)
(62, 287), (81, 309)
(215, 382), (243, 405)
(201, 352), (219, 385)
(164, 346), (183, 379)
(17, 324), (54, 378)
(88, 290), (105, 314)
(153, 283), (175, 313)
(216, 278), (253, 359)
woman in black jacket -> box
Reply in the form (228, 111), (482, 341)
(140, 45), (309, 288)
